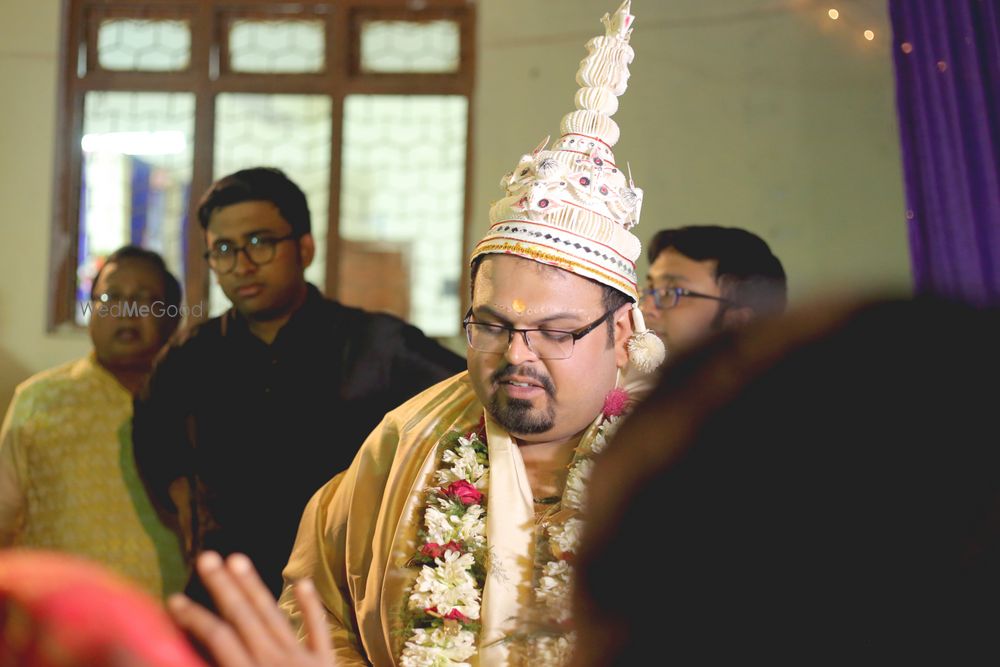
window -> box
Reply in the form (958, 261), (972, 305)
(52, 0), (475, 339)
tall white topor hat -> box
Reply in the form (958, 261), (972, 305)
(471, 0), (665, 373)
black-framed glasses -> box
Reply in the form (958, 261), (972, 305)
(641, 286), (734, 310)
(204, 233), (297, 274)
(462, 307), (616, 360)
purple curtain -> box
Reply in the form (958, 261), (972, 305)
(889, 0), (1000, 306)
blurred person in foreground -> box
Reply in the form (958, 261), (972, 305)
(574, 296), (1000, 665)
(0, 550), (205, 667)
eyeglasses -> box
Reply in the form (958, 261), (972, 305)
(641, 286), (734, 310)
(204, 233), (297, 274)
(462, 308), (616, 360)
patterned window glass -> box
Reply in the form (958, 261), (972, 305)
(360, 20), (459, 73)
(340, 95), (467, 336)
(209, 94), (332, 315)
(55, 1), (475, 331)
(97, 19), (190, 71)
(78, 92), (195, 323)
(229, 20), (326, 74)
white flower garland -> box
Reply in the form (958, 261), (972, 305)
(400, 429), (489, 667)
(400, 413), (627, 667)
(526, 414), (624, 664)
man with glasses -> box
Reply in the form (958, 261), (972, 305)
(641, 225), (787, 357)
(1, 246), (186, 599)
(166, 4), (668, 664)
(132, 167), (464, 603)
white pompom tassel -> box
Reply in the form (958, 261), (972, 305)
(627, 304), (666, 373)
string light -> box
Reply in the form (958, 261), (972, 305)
(805, 1), (884, 50)
(491, 2), (884, 48)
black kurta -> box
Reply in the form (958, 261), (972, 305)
(132, 284), (465, 597)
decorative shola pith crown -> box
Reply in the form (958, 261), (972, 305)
(472, 0), (644, 300)
(471, 0), (665, 373)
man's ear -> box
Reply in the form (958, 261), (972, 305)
(722, 305), (755, 330)
(614, 303), (634, 368)
(298, 233), (316, 270)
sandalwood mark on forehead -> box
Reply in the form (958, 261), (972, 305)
(487, 302), (590, 318)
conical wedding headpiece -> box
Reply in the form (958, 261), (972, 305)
(471, 0), (664, 372)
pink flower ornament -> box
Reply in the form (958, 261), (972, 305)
(602, 386), (630, 418)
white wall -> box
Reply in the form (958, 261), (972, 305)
(472, 0), (910, 298)
(0, 0), (910, 410)
(0, 2), (88, 411)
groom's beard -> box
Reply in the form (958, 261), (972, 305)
(487, 364), (557, 435)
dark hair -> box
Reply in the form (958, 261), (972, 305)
(576, 297), (1000, 664)
(598, 282), (631, 347)
(196, 167), (311, 236)
(90, 245), (182, 312)
(647, 225), (787, 316)
(469, 255), (631, 347)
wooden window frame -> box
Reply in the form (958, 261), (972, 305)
(50, 0), (476, 331)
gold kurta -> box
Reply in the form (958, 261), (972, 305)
(279, 369), (651, 666)
(0, 354), (187, 599)
(280, 372), (482, 666)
